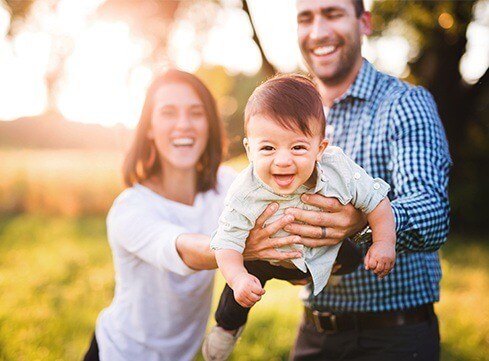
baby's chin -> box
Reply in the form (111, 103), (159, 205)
(269, 183), (301, 196)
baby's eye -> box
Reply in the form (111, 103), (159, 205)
(292, 145), (307, 151)
(260, 146), (274, 151)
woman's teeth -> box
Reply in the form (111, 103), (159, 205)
(312, 45), (336, 56)
(172, 138), (194, 147)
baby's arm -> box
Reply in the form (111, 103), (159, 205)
(364, 198), (396, 278)
(215, 249), (265, 307)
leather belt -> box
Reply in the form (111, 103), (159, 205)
(304, 303), (434, 334)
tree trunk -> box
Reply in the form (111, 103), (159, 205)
(242, 0), (276, 78)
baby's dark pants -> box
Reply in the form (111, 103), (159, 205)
(215, 260), (310, 330)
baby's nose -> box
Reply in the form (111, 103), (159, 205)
(274, 152), (293, 167)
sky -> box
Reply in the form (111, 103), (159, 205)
(0, 0), (488, 128)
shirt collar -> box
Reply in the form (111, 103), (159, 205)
(341, 59), (377, 102)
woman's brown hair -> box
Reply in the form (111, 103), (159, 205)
(123, 69), (225, 192)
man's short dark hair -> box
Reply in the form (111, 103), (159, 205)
(353, 0), (365, 17)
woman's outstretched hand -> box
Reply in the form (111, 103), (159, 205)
(243, 203), (303, 261)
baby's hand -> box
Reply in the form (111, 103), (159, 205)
(364, 241), (396, 279)
(231, 273), (265, 308)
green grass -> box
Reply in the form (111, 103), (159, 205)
(0, 215), (488, 360)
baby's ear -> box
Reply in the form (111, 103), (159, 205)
(316, 139), (329, 161)
(243, 138), (251, 160)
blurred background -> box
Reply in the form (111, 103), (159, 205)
(0, 0), (488, 360)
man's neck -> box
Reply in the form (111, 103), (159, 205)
(316, 57), (364, 107)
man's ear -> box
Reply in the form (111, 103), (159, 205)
(360, 11), (372, 37)
(316, 139), (329, 161)
(243, 138), (251, 161)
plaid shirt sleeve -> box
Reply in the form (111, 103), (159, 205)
(389, 86), (452, 252)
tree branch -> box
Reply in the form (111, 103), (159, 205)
(242, 0), (276, 77)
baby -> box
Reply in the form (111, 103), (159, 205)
(202, 74), (396, 361)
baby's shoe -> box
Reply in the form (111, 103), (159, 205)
(202, 325), (244, 361)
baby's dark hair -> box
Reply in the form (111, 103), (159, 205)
(244, 74), (326, 138)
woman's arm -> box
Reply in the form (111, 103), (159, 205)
(176, 203), (302, 270)
(175, 233), (217, 270)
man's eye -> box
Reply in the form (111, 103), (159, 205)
(297, 15), (311, 24)
(260, 146), (274, 151)
(328, 12), (343, 19)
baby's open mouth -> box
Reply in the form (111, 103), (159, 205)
(272, 174), (295, 187)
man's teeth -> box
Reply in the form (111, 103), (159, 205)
(312, 46), (336, 56)
(172, 138), (194, 146)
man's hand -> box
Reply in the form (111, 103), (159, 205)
(230, 273), (265, 308)
(283, 194), (367, 248)
(243, 203), (303, 261)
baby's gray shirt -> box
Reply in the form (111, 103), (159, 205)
(210, 146), (390, 295)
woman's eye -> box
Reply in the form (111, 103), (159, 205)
(159, 109), (175, 117)
(190, 110), (205, 117)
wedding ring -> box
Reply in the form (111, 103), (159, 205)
(320, 226), (327, 239)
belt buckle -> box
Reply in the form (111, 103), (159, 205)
(312, 310), (338, 334)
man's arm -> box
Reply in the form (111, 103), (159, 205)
(389, 86), (452, 252)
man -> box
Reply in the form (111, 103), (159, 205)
(283, 0), (452, 360)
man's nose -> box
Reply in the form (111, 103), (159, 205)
(310, 16), (332, 41)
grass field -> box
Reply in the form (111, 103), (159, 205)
(0, 149), (488, 360)
(0, 216), (488, 361)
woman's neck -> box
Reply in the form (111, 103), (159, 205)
(145, 168), (198, 206)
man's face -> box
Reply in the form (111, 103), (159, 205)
(296, 0), (371, 85)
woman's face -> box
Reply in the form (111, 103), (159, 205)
(149, 82), (209, 173)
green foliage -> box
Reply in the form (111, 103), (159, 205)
(0, 215), (487, 360)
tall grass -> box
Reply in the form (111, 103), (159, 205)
(0, 150), (488, 360)
(0, 150), (123, 216)
(0, 216), (487, 360)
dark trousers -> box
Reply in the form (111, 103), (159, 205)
(83, 333), (100, 361)
(290, 311), (440, 361)
(215, 260), (310, 330)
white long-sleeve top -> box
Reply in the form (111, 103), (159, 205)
(95, 167), (235, 361)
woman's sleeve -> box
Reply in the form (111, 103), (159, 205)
(107, 196), (196, 276)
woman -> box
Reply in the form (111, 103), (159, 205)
(83, 70), (302, 361)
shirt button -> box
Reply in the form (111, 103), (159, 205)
(354, 172), (361, 180)
(373, 183), (381, 190)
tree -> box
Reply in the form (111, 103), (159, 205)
(371, 1), (487, 164)
(371, 0), (489, 231)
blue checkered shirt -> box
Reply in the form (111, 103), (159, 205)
(306, 60), (452, 312)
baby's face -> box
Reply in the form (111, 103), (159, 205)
(245, 115), (327, 195)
